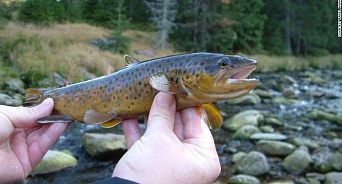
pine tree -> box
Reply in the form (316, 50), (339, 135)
(229, 0), (266, 54)
(144, 0), (177, 49)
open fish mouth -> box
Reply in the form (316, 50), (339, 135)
(214, 63), (259, 86)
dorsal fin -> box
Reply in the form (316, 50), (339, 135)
(124, 55), (140, 67)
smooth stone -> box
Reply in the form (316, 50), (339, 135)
(329, 153), (342, 171)
(226, 92), (261, 105)
(282, 87), (298, 99)
(308, 109), (342, 125)
(259, 125), (274, 132)
(228, 174), (261, 184)
(332, 70), (342, 78)
(256, 140), (296, 156)
(273, 97), (299, 105)
(234, 125), (260, 139)
(282, 146), (312, 174)
(232, 152), (247, 163)
(253, 89), (272, 99)
(223, 110), (264, 131)
(81, 133), (127, 158)
(281, 75), (297, 84)
(263, 117), (284, 126)
(288, 137), (319, 150)
(267, 180), (295, 184)
(31, 150), (77, 175)
(234, 151), (270, 176)
(250, 133), (287, 141)
(324, 172), (342, 184)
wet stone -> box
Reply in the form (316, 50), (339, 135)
(307, 109), (342, 125)
(288, 137), (319, 150)
(31, 150), (77, 175)
(226, 92), (261, 105)
(256, 140), (296, 156)
(324, 172), (342, 184)
(0, 93), (22, 106)
(232, 152), (247, 163)
(81, 133), (127, 158)
(228, 174), (261, 184)
(282, 86), (298, 99)
(263, 117), (284, 126)
(267, 179), (295, 184)
(282, 146), (312, 174)
(253, 89), (272, 99)
(234, 125), (261, 140)
(281, 75), (297, 84)
(259, 125), (274, 132)
(234, 151), (270, 176)
(223, 110), (264, 131)
(250, 133), (287, 141)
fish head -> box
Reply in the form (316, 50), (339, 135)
(181, 54), (259, 100)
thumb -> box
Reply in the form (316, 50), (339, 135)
(145, 92), (176, 135)
(2, 98), (54, 128)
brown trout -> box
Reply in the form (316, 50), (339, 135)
(24, 52), (259, 130)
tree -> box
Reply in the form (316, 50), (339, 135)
(144, 0), (177, 49)
(229, 0), (266, 54)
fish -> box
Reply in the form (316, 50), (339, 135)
(24, 52), (259, 130)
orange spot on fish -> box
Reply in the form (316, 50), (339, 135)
(92, 90), (97, 95)
(145, 75), (149, 80)
(138, 93), (142, 97)
(117, 83), (122, 87)
(113, 95), (117, 100)
(125, 95), (129, 100)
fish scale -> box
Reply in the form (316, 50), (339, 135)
(24, 52), (259, 130)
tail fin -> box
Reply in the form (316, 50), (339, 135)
(23, 88), (49, 106)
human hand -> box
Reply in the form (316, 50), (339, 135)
(113, 92), (221, 184)
(0, 98), (69, 183)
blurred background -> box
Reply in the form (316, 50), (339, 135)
(0, 0), (341, 183)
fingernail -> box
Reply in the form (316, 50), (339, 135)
(156, 92), (174, 107)
(40, 98), (52, 107)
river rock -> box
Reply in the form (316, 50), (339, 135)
(228, 174), (261, 184)
(234, 125), (260, 139)
(250, 133), (287, 141)
(281, 87), (298, 99)
(263, 117), (284, 126)
(288, 137), (319, 150)
(324, 172), (342, 184)
(31, 150), (77, 175)
(281, 75), (297, 84)
(282, 146), (312, 174)
(234, 151), (270, 176)
(259, 125), (274, 132)
(273, 96), (299, 105)
(223, 110), (264, 131)
(253, 89), (272, 99)
(267, 180), (295, 184)
(232, 152), (247, 163)
(227, 93), (261, 105)
(332, 71), (342, 78)
(329, 153), (342, 171)
(256, 140), (295, 156)
(0, 93), (22, 106)
(307, 109), (342, 125)
(81, 133), (127, 158)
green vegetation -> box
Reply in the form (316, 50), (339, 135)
(0, 0), (341, 86)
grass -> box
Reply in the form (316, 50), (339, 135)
(0, 22), (341, 85)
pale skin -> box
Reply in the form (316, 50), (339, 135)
(0, 92), (221, 183)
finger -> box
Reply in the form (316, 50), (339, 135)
(173, 111), (184, 141)
(0, 98), (54, 128)
(182, 107), (215, 148)
(27, 122), (69, 167)
(122, 118), (142, 148)
(145, 92), (176, 135)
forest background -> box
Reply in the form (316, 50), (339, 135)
(0, 0), (341, 85)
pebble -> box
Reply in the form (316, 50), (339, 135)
(223, 110), (264, 131)
(282, 146), (312, 174)
(256, 140), (295, 156)
(234, 151), (270, 176)
(228, 174), (261, 184)
(250, 133), (287, 141)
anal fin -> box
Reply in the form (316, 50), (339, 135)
(100, 119), (122, 128)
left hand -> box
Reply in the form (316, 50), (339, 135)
(0, 98), (69, 183)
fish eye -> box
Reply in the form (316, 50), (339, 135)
(217, 58), (230, 69)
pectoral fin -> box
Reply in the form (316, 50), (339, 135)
(83, 110), (117, 125)
(149, 73), (186, 95)
(199, 103), (223, 131)
(37, 115), (74, 123)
